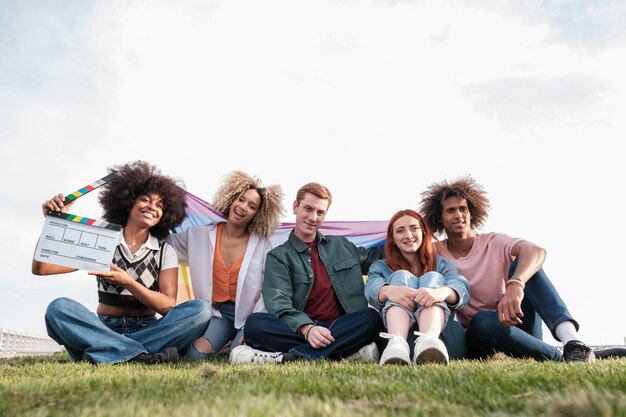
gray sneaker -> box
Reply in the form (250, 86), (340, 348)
(229, 345), (284, 364)
(345, 342), (380, 363)
(563, 340), (596, 362)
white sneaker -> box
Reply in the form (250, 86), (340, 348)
(413, 332), (449, 365)
(345, 342), (380, 363)
(229, 345), (284, 364)
(379, 332), (411, 365)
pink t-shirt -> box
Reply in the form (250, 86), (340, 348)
(439, 232), (521, 328)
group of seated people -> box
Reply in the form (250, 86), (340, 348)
(33, 160), (598, 365)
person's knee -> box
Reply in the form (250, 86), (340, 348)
(242, 312), (273, 341)
(45, 297), (74, 320)
(176, 300), (212, 325)
(388, 270), (417, 287)
(189, 299), (212, 322)
(245, 312), (273, 326)
(467, 311), (501, 336)
(419, 271), (445, 288)
(465, 312), (501, 358)
(363, 308), (384, 332)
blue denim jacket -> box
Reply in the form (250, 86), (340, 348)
(364, 257), (470, 311)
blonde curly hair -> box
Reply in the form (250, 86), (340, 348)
(212, 170), (285, 238)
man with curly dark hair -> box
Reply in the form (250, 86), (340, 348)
(33, 160), (211, 364)
(418, 175), (594, 362)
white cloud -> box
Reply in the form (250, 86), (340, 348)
(463, 74), (609, 129)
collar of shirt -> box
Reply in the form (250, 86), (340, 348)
(118, 228), (160, 260)
(288, 230), (328, 253)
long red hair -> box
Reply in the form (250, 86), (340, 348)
(385, 209), (437, 274)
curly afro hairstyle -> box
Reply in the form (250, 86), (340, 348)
(98, 160), (187, 240)
(418, 175), (491, 237)
(212, 170), (285, 238)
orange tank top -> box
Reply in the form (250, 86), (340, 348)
(212, 223), (243, 303)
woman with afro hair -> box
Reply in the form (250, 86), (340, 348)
(33, 161), (211, 364)
(167, 170), (284, 359)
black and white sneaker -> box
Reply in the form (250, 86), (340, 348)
(563, 340), (596, 362)
(129, 347), (179, 364)
(229, 345), (284, 364)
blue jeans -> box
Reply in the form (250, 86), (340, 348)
(381, 270), (452, 326)
(182, 301), (244, 360)
(465, 259), (578, 361)
(45, 297), (211, 364)
(243, 308), (383, 361)
(380, 270), (466, 359)
(438, 313), (467, 359)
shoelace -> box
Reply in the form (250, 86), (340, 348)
(251, 351), (283, 363)
(413, 331), (426, 344)
(380, 332), (413, 341)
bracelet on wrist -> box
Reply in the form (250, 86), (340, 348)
(303, 324), (314, 340)
(506, 278), (525, 290)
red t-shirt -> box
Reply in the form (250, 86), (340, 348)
(303, 239), (344, 322)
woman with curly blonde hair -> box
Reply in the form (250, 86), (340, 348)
(168, 171), (285, 359)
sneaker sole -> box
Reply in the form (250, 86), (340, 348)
(380, 356), (411, 365)
(414, 348), (448, 365)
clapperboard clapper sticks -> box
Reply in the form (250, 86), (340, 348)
(34, 172), (122, 272)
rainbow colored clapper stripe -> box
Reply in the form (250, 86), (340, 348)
(46, 172), (121, 230)
(63, 172), (118, 203)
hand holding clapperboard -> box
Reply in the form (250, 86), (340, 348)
(34, 173), (122, 272)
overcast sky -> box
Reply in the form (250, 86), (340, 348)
(1, 0), (625, 346)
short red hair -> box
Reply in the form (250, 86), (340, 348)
(295, 182), (332, 207)
(385, 209), (437, 274)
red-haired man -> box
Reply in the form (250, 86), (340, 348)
(230, 182), (383, 363)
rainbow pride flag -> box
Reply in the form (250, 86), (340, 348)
(174, 191), (387, 301)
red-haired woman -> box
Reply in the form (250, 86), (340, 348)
(364, 209), (469, 365)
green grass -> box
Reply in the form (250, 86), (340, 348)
(1, 353), (625, 417)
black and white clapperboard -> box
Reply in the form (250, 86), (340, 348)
(33, 173), (122, 272)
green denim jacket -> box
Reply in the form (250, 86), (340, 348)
(262, 230), (382, 333)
